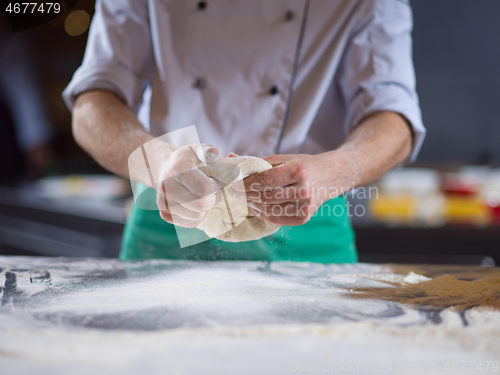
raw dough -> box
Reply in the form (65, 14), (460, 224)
(197, 156), (281, 242)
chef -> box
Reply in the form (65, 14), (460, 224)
(63, 0), (426, 262)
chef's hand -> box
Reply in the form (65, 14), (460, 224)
(231, 154), (338, 226)
(157, 144), (221, 227)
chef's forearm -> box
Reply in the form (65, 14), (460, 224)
(72, 90), (175, 181)
(320, 111), (413, 192)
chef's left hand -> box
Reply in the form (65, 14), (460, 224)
(231, 154), (337, 226)
(230, 112), (415, 226)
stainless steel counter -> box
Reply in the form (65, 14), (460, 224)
(1, 256), (498, 374)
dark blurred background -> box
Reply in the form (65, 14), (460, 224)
(413, 0), (500, 165)
(0, 0), (499, 264)
(0, 0), (98, 180)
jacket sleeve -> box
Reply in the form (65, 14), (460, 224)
(62, 0), (153, 114)
(338, 0), (426, 163)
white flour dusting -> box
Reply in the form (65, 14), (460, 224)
(1, 257), (498, 375)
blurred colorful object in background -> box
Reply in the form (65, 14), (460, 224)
(34, 175), (130, 200)
(370, 167), (500, 227)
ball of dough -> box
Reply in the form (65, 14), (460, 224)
(197, 156), (281, 242)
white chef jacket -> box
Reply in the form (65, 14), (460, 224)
(63, 0), (426, 162)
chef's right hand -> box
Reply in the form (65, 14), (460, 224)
(156, 144), (221, 228)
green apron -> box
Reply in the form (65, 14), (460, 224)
(120, 184), (357, 263)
